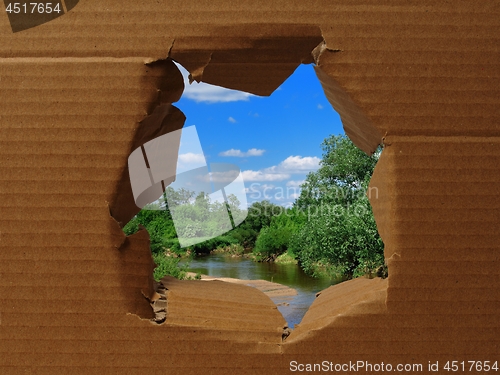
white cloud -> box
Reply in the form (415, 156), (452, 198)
(178, 152), (206, 164)
(286, 180), (305, 187)
(176, 63), (254, 103)
(264, 155), (320, 174)
(183, 84), (253, 103)
(281, 155), (320, 172)
(220, 149), (242, 157)
(317, 104), (324, 109)
(241, 170), (291, 182)
(246, 148), (265, 156)
(228, 117), (237, 123)
(219, 148), (265, 157)
(238, 156), (319, 183)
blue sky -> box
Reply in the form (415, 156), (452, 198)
(174, 63), (344, 207)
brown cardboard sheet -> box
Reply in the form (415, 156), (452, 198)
(0, 0), (499, 374)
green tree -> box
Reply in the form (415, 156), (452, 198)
(290, 185), (383, 278)
(295, 135), (379, 209)
(122, 201), (178, 254)
(253, 207), (306, 260)
(188, 200), (284, 254)
(291, 134), (384, 279)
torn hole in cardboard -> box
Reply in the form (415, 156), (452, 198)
(103, 25), (381, 321)
(112, 53), (386, 332)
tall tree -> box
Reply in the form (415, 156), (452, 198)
(290, 135), (384, 279)
(295, 135), (379, 209)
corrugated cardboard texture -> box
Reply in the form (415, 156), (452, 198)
(1, 1), (499, 374)
(160, 276), (287, 337)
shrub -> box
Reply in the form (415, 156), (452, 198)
(289, 195), (384, 279)
(188, 235), (239, 255)
(253, 225), (293, 260)
(152, 253), (189, 281)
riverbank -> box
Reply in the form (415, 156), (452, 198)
(185, 272), (297, 299)
(183, 253), (340, 328)
(185, 271), (299, 328)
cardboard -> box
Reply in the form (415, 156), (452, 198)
(1, 1), (499, 374)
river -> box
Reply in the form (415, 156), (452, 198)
(184, 254), (342, 329)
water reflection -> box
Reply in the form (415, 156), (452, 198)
(183, 254), (342, 329)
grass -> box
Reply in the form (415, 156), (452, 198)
(274, 252), (298, 265)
